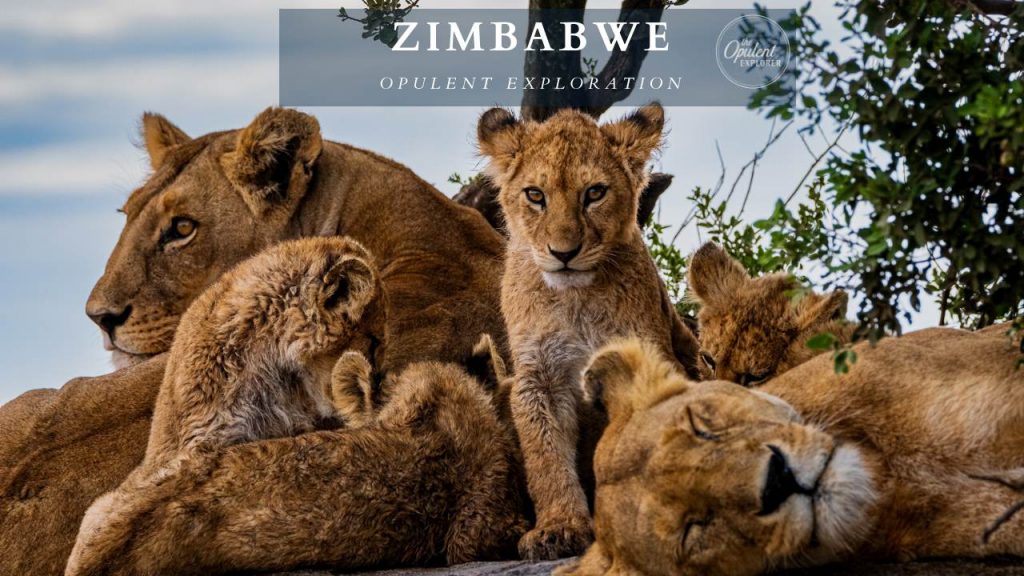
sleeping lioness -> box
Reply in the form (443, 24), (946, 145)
(563, 336), (1024, 576)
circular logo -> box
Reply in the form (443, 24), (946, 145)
(716, 14), (791, 90)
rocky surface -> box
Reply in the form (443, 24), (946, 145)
(275, 557), (1024, 576)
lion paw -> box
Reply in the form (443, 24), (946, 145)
(518, 516), (594, 561)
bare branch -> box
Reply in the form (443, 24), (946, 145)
(784, 125), (847, 206)
(584, 0), (668, 117)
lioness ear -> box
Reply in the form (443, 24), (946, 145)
(221, 107), (323, 219)
(796, 290), (848, 332)
(600, 102), (665, 179)
(477, 107), (523, 180)
(584, 339), (688, 422)
(322, 253), (378, 322)
(141, 113), (191, 170)
(687, 242), (749, 310)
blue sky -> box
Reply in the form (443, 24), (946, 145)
(0, 0), (941, 403)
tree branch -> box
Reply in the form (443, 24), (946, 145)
(584, 0), (667, 117)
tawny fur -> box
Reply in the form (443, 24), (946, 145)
(143, 236), (386, 468)
(561, 334), (1024, 576)
(64, 353), (529, 576)
(478, 103), (700, 560)
(688, 242), (855, 384)
(2, 107), (507, 576)
(67, 237), (388, 574)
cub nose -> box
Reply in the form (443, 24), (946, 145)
(759, 445), (811, 515)
(87, 305), (132, 336)
(548, 244), (582, 265)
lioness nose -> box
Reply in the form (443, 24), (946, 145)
(548, 244), (582, 265)
(87, 305), (132, 336)
(759, 445), (811, 515)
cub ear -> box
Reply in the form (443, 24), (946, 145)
(796, 290), (848, 332)
(141, 113), (191, 170)
(477, 107), (524, 180)
(221, 107), (323, 219)
(322, 251), (378, 322)
(600, 102), (665, 179)
(687, 242), (749, 310)
(584, 339), (688, 423)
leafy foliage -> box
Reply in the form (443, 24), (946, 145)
(644, 182), (830, 318)
(752, 0), (1024, 337)
(337, 0), (420, 48)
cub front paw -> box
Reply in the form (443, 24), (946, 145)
(518, 516), (594, 561)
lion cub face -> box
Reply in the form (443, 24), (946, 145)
(478, 104), (664, 290)
(574, 340), (876, 576)
(688, 243), (850, 385)
(216, 236), (379, 371)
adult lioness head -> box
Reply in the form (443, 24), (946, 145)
(688, 242), (852, 385)
(86, 108), (326, 368)
(562, 339), (876, 576)
(477, 103), (664, 290)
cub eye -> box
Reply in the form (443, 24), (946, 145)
(739, 372), (771, 387)
(687, 406), (719, 441)
(161, 216), (198, 249)
(524, 188), (546, 207)
(584, 184), (608, 205)
(700, 352), (716, 371)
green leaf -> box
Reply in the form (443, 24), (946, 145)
(806, 332), (836, 351)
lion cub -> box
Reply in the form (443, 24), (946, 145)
(142, 236), (387, 470)
(477, 103), (700, 560)
(688, 242), (853, 385)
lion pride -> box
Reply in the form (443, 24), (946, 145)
(0, 107), (506, 575)
(564, 333), (1024, 576)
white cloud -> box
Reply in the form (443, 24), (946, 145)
(0, 54), (274, 106)
(0, 140), (146, 196)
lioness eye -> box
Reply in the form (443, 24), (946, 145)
(524, 188), (546, 207)
(687, 406), (719, 441)
(700, 352), (716, 371)
(584, 184), (608, 205)
(161, 216), (198, 248)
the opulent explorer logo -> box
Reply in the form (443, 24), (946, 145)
(715, 14), (791, 89)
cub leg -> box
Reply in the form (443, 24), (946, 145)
(511, 360), (593, 560)
(331, 351), (376, 427)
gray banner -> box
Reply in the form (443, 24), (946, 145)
(279, 8), (794, 107)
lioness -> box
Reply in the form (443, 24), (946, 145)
(688, 242), (854, 384)
(564, 335), (1024, 576)
(65, 346), (528, 576)
(1, 107), (506, 575)
(477, 102), (700, 560)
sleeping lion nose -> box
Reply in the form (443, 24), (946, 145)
(759, 445), (812, 515)
(87, 305), (132, 336)
(548, 244), (581, 265)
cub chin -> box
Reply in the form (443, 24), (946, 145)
(477, 102), (701, 560)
